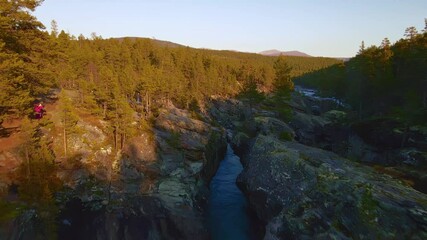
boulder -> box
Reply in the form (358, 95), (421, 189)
(254, 116), (295, 140)
(209, 98), (250, 129)
(400, 148), (427, 167)
(289, 111), (329, 145)
(237, 135), (427, 239)
(155, 107), (211, 135)
(347, 133), (385, 164)
(154, 105), (226, 182)
(322, 110), (347, 123)
(351, 118), (404, 150)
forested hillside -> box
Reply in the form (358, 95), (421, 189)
(295, 22), (427, 122)
(0, 1), (340, 126)
(0, 0), (340, 203)
(49, 35), (340, 113)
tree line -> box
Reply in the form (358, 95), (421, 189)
(294, 20), (427, 123)
(0, 1), (341, 126)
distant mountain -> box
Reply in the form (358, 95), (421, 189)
(111, 40), (349, 60)
(259, 49), (312, 57)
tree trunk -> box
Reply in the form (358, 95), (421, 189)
(113, 127), (118, 151)
(103, 103), (107, 119)
(144, 92), (150, 117)
(25, 146), (30, 179)
(121, 133), (125, 150)
(63, 126), (67, 157)
(79, 90), (84, 104)
(107, 180), (112, 202)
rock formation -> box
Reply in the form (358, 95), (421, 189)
(2, 103), (227, 239)
(237, 135), (427, 239)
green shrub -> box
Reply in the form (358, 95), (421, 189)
(167, 131), (181, 148)
(279, 131), (293, 141)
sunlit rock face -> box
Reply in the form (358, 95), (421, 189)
(6, 103), (227, 240)
(237, 135), (427, 239)
(136, 104), (227, 239)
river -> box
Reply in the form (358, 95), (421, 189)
(208, 144), (250, 240)
(294, 85), (348, 108)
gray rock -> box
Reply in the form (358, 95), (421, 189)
(149, 104), (226, 238)
(186, 162), (203, 175)
(322, 110), (347, 123)
(255, 116), (295, 140)
(155, 107), (210, 134)
(238, 135), (427, 239)
(159, 152), (184, 176)
(158, 178), (191, 209)
(400, 148), (427, 167)
(289, 111), (329, 145)
(348, 133), (384, 164)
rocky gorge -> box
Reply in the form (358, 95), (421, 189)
(1, 100), (228, 239)
(229, 89), (427, 239)
(1, 88), (427, 239)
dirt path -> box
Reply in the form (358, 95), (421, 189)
(0, 102), (58, 190)
(0, 118), (23, 152)
(0, 119), (23, 190)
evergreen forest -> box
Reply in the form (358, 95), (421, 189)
(0, 0), (340, 147)
(294, 23), (427, 123)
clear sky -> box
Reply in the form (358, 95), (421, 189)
(33, 0), (426, 58)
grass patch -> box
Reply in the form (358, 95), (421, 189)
(279, 131), (293, 141)
(166, 131), (181, 148)
(0, 200), (22, 223)
(358, 184), (379, 225)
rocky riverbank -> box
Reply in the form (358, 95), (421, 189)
(220, 91), (427, 239)
(1, 103), (227, 239)
(237, 135), (427, 239)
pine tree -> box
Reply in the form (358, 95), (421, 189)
(58, 90), (79, 157)
(50, 20), (58, 38)
(19, 117), (39, 178)
(18, 134), (60, 239)
(404, 26), (418, 40)
(0, 0), (55, 120)
(358, 41), (366, 54)
(270, 56), (294, 120)
(0, 42), (33, 119)
(273, 55), (294, 95)
(239, 75), (265, 111)
(112, 97), (135, 150)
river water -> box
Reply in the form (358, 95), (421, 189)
(208, 144), (250, 240)
(294, 85), (348, 108)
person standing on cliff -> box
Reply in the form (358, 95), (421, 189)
(34, 103), (45, 119)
